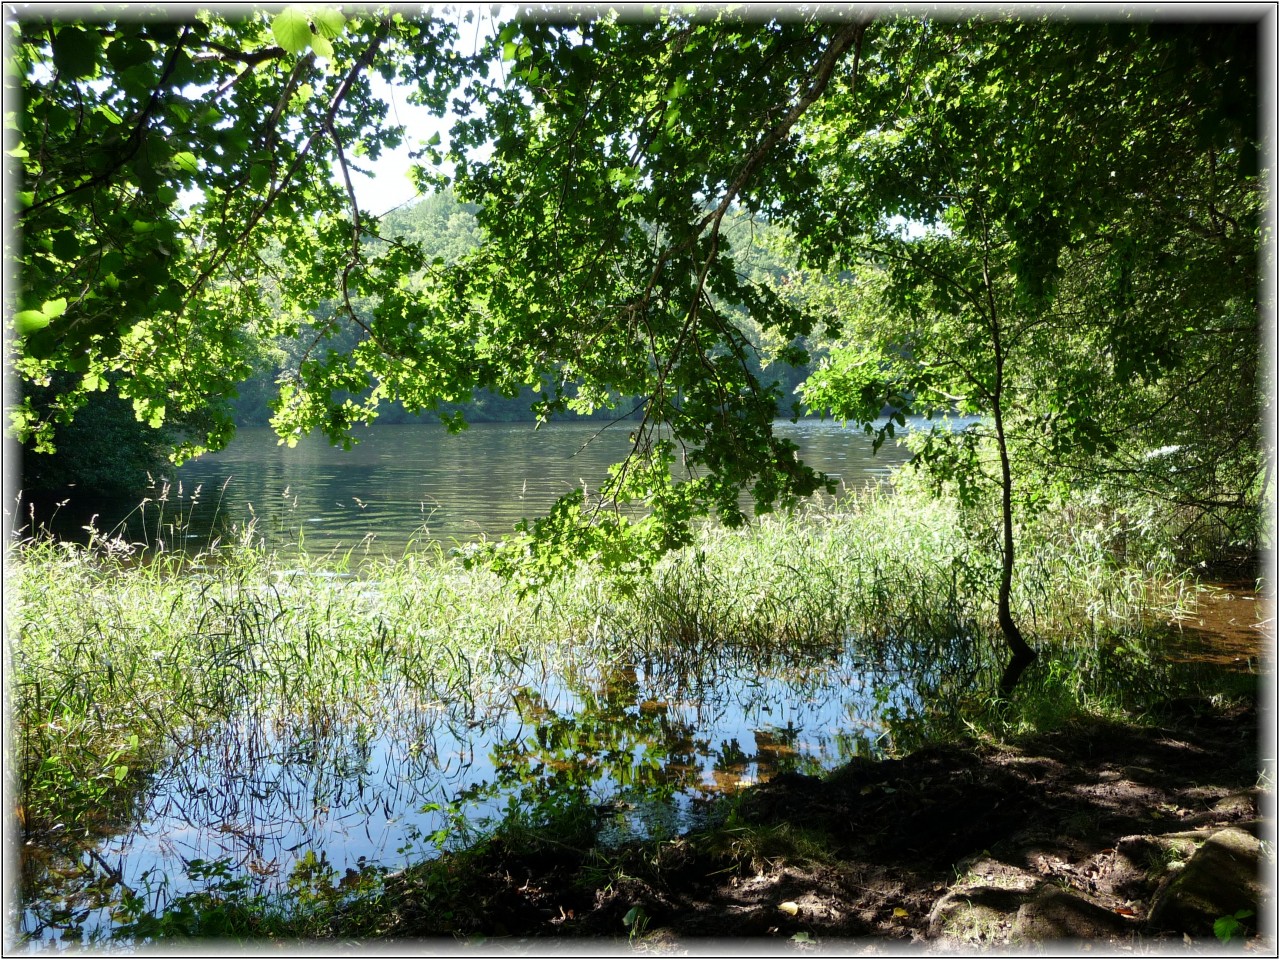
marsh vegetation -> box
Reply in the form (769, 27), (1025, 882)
(10, 466), (1262, 945)
(7, 5), (1270, 949)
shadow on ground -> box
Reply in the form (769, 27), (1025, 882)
(375, 701), (1271, 950)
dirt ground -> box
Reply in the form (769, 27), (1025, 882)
(378, 697), (1271, 951)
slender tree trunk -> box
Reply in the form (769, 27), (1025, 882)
(977, 208), (1036, 696)
(993, 395), (1036, 695)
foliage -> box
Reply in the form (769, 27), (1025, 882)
(17, 373), (172, 498)
(7, 7), (1268, 693)
(780, 17), (1264, 687)
(14, 475), (1255, 942)
(1214, 909), (1255, 943)
(8, 7), (466, 461)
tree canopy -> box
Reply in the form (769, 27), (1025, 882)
(6, 5), (1270, 690)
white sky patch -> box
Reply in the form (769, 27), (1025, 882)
(348, 72), (451, 216)
(348, 5), (501, 216)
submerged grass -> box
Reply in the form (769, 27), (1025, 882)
(6, 478), (1260, 944)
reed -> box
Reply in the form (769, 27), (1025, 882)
(8, 481), (1211, 824)
(9, 477), (1242, 943)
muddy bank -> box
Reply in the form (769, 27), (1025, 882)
(369, 699), (1271, 951)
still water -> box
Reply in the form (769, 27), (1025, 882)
(18, 416), (973, 943)
(21, 637), (944, 944)
(154, 418), (924, 557)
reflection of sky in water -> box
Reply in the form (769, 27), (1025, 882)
(126, 416), (976, 557)
(20, 415), (981, 941)
(22, 638), (932, 942)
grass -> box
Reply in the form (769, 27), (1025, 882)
(6, 477), (1261, 944)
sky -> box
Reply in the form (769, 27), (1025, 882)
(350, 73), (451, 217)
(346, 4), (503, 217)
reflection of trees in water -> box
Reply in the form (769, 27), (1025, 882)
(21, 623), (991, 943)
(456, 630), (985, 845)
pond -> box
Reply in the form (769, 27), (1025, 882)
(74, 418), (943, 558)
(17, 587), (969, 945)
(16, 416), (985, 944)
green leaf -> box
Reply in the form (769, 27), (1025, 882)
(311, 8), (346, 39)
(272, 7), (313, 55)
(171, 151), (199, 174)
(308, 32), (333, 60)
(51, 232), (78, 261)
(249, 164), (271, 191)
(1214, 915), (1239, 942)
(15, 298), (66, 336)
(14, 310), (51, 335)
(52, 26), (102, 79)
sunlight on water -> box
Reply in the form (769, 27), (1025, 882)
(146, 418), (950, 556)
(18, 633), (934, 944)
(15, 416), (983, 944)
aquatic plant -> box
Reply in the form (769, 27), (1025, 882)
(8, 478), (1243, 944)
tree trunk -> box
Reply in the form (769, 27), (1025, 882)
(978, 205), (1036, 697)
(993, 395), (1036, 695)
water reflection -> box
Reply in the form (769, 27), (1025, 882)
(19, 625), (949, 944)
(25, 419), (947, 558)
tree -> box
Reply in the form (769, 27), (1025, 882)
(16, 370), (211, 502)
(432, 10), (870, 549)
(7, 6), (468, 459)
(787, 17), (1264, 691)
(7, 6), (1267, 692)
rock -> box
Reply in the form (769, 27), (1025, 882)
(1147, 826), (1264, 937)
(1011, 884), (1135, 942)
(953, 855), (1038, 892)
(634, 926), (685, 954)
(1212, 788), (1260, 820)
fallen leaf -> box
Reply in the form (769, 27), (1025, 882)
(779, 901), (799, 916)
(1114, 907), (1136, 917)
(893, 907), (909, 918)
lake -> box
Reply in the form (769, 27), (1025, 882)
(138, 418), (936, 557)
(16, 415), (978, 944)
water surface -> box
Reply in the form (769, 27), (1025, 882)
(16, 415), (979, 943)
(155, 418), (930, 556)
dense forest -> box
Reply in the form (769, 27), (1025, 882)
(6, 5), (1273, 949)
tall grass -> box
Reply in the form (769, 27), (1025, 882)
(9, 475), (1245, 943)
(611, 482), (1202, 690)
(9, 480), (1216, 830)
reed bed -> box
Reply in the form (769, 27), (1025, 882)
(9, 480), (1219, 883)
(612, 484), (1200, 689)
